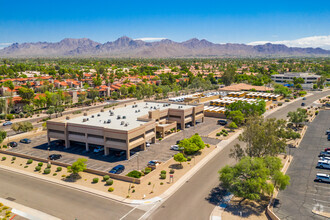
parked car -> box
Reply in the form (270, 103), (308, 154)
(326, 130), (330, 135)
(2, 121), (12, 126)
(170, 145), (184, 151)
(316, 160), (330, 169)
(20, 138), (31, 144)
(8, 142), (17, 148)
(302, 97), (306, 100)
(49, 154), (62, 160)
(148, 160), (162, 166)
(146, 142), (151, 147)
(301, 102), (306, 106)
(328, 134), (330, 141)
(319, 151), (330, 157)
(324, 148), (330, 152)
(109, 165), (125, 174)
(115, 151), (125, 157)
(217, 119), (228, 125)
(319, 156), (330, 161)
(93, 146), (104, 153)
(176, 140), (183, 145)
(314, 173), (330, 183)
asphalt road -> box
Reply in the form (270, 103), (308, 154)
(0, 168), (145, 220)
(148, 90), (330, 220)
(273, 110), (330, 220)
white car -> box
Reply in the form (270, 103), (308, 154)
(170, 145), (184, 151)
(93, 146), (104, 153)
(319, 156), (330, 161)
(146, 142), (151, 147)
(316, 160), (330, 169)
(315, 173), (330, 183)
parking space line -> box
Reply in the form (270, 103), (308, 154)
(313, 199), (330, 204)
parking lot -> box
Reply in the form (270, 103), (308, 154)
(274, 110), (330, 220)
(7, 117), (222, 175)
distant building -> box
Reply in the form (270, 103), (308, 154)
(271, 72), (321, 89)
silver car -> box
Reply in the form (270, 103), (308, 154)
(315, 173), (330, 183)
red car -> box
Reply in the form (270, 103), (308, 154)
(325, 148), (330, 152)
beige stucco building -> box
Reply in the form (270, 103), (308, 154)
(47, 102), (204, 159)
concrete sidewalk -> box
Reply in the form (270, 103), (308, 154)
(0, 197), (60, 220)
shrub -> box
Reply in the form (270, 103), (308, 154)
(24, 165), (28, 168)
(27, 159), (33, 164)
(132, 189), (135, 193)
(38, 162), (43, 166)
(106, 179), (113, 186)
(148, 182), (151, 185)
(108, 187), (114, 192)
(12, 156), (16, 161)
(103, 175), (110, 181)
(2, 157), (6, 161)
(145, 167), (152, 172)
(187, 156), (192, 161)
(92, 178), (99, 183)
(160, 170), (166, 175)
(44, 168), (51, 174)
(3, 145), (7, 148)
(278, 103), (283, 106)
(285, 99), (290, 102)
(169, 169), (175, 174)
(53, 173), (57, 176)
(159, 138), (162, 141)
(126, 170), (142, 178)
(61, 175), (66, 177)
(160, 182), (164, 185)
(56, 167), (62, 172)
(216, 133), (221, 136)
(47, 164), (51, 168)
(160, 174), (166, 179)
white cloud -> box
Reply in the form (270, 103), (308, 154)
(0, 43), (12, 49)
(248, 35), (330, 50)
(134, 37), (167, 42)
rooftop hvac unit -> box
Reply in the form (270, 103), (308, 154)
(154, 107), (156, 109)
(123, 116), (126, 119)
(121, 121), (125, 125)
(83, 118), (87, 122)
(91, 115), (94, 118)
(104, 121), (107, 124)
(110, 112), (114, 116)
(86, 118), (89, 121)
(97, 114), (100, 117)
(132, 105), (135, 108)
(124, 123), (129, 127)
(146, 103), (148, 105)
(107, 119), (111, 123)
(117, 115), (121, 119)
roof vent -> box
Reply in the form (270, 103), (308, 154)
(104, 121), (107, 124)
(146, 103), (148, 105)
(110, 112), (114, 116)
(123, 116), (126, 119)
(121, 121), (125, 125)
(109, 110), (112, 113)
(107, 119), (111, 123)
(135, 110), (138, 113)
(86, 118), (89, 121)
(125, 123), (129, 127)
(117, 115), (121, 119)
(132, 105), (135, 108)
(91, 115), (94, 118)
(97, 114), (100, 117)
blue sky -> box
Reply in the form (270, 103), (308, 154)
(0, 0), (330, 48)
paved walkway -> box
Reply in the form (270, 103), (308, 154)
(0, 197), (60, 220)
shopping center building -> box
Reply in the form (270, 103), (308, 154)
(46, 102), (204, 159)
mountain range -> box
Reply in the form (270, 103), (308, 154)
(0, 36), (329, 58)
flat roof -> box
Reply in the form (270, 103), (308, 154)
(66, 101), (194, 131)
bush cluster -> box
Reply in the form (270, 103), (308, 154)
(35, 166), (42, 171)
(92, 178), (99, 183)
(126, 170), (142, 178)
(27, 159), (33, 164)
(44, 168), (51, 174)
